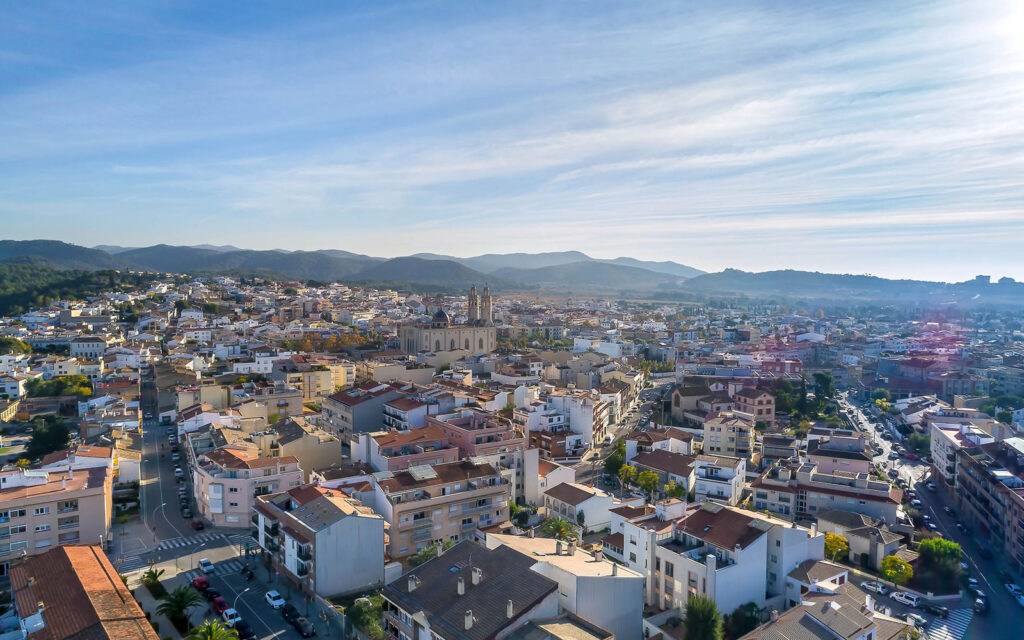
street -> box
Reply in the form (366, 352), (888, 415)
(839, 393), (1024, 639)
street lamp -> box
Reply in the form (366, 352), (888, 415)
(150, 502), (167, 535)
(178, 541), (208, 572)
(233, 587), (251, 612)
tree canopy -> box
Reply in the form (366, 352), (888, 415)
(880, 555), (913, 585)
(25, 416), (71, 461)
(683, 595), (723, 640)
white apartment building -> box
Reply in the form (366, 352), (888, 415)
(929, 421), (994, 487)
(693, 455), (746, 506)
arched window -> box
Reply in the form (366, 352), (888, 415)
(450, 339), (455, 350)
(435, 340), (440, 352)
(479, 338), (483, 349)
(465, 339), (470, 350)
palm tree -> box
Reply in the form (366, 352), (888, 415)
(186, 620), (239, 640)
(684, 594), (723, 640)
(156, 585), (203, 623)
(540, 517), (579, 542)
(141, 567), (165, 585)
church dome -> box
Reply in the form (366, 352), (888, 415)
(432, 308), (450, 327)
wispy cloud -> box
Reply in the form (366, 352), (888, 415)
(1, 0), (1024, 281)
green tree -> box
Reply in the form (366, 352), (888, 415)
(141, 567), (166, 585)
(618, 464), (637, 497)
(540, 517), (579, 542)
(636, 470), (660, 500)
(347, 593), (385, 640)
(723, 602), (760, 639)
(872, 388), (891, 401)
(917, 538), (962, 591)
(880, 555), (913, 585)
(824, 533), (849, 561)
(25, 416), (71, 460)
(0, 337), (30, 355)
(408, 539), (456, 567)
(576, 510), (587, 535)
(268, 413), (282, 425)
(156, 586), (203, 624)
(664, 480), (687, 499)
(997, 410), (1014, 425)
(683, 594), (723, 640)
(185, 620), (239, 640)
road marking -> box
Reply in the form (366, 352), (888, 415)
(925, 608), (973, 640)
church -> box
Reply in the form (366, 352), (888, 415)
(399, 286), (497, 354)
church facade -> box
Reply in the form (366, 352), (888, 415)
(399, 286), (497, 354)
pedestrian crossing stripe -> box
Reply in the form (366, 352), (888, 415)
(154, 533), (227, 551)
(925, 608), (973, 640)
(182, 559), (247, 581)
(118, 554), (150, 573)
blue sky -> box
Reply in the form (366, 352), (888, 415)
(3, 1), (1024, 281)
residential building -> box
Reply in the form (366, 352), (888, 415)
(10, 544), (159, 640)
(383, 541), (559, 640)
(192, 446), (303, 527)
(522, 448), (576, 506)
(253, 484), (386, 597)
(623, 427), (694, 461)
(425, 408), (527, 459)
(815, 510), (913, 572)
(693, 455), (745, 506)
(485, 534), (645, 640)
(751, 461), (903, 523)
(630, 450), (696, 495)
(0, 467), (112, 571)
(543, 483), (642, 533)
(929, 422), (993, 487)
(807, 435), (873, 475)
(649, 503), (825, 617)
(703, 412), (756, 462)
(323, 381), (404, 438)
(732, 387), (776, 428)
(956, 437), (1024, 574)
(351, 425), (460, 472)
(371, 459), (511, 558)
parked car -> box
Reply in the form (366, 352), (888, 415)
(1006, 583), (1023, 597)
(234, 621), (256, 640)
(281, 603), (301, 624)
(198, 558), (215, 574)
(192, 518), (205, 530)
(906, 613), (927, 628)
(943, 506), (955, 516)
(891, 591), (920, 607)
(1016, 593), (1024, 608)
(222, 609), (243, 627)
(182, 508), (193, 519)
(860, 581), (889, 595)
(902, 452), (920, 461)
(926, 482), (936, 491)
(202, 588), (221, 602)
(967, 578), (980, 592)
(922, 603), (948, 618)
(265, 590), (286, 609)
(974, 592), (989, 613)
(191, 576), (210, 591)
(212, 597), (229, 614)
(293, 617), (316, 638)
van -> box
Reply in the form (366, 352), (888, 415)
(604, 434), (614, 446)
(891, 591), (919, 607)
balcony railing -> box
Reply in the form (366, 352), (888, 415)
(461, 521), (477, 531)
(58, 522), (78, 530)
(264, 524), (280, 537)
(58, 506), (78, 514)
(297, 547), (312, 561)
(251, 514), (259, 526)
(399, 517), (433, 531)
(297, 563), (309, 577)
(411, 530), (433, 542)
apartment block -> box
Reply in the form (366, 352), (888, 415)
(253, 484), (386, 597)
(693, 454), (745, 506)
(703, 412), (755, 461)
(929, 421), (993, 487)
(351, 425), (460, 471)
(751, 461), (903, 523)
(956, 437), (1024, 574)
(371, 459), (511, 558)
(425, 408), (527, 459)
(323, 381), (404, 438)
(0, 467), (111, 572)
(193, 446), (303, 527)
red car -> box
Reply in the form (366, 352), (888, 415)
(192, 519), (205, 531)
(212, 597), (229, 614)
(192, 576), (210, 591)
(902, 452), (920, 460)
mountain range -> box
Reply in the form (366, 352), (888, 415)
(0, 239), (1019, 305)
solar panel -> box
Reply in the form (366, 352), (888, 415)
(408, 464), (438, 481)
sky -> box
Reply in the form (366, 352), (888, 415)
(3, 0), (1024, 282)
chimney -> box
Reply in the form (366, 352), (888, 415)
(68, 467), (73, 480)
(612, 563), (618, 576)
(528, 527), (535, 538)
(593, 549), (604, 562)
(770, 610), (779, 622)
(810, 522), (818, 537)
(471, 567), (482, 586)
(464, 610), (473, 630)
(37, 602), (44, 615)
(555, 540), (563, 555)
(457, 577), (465, 596)
(865, 594), (873, 612)
(568, 542), (576, 555)
(506, 600), (514, 619)
(62, 478), (66, 490)
(407, 575), (419, 592)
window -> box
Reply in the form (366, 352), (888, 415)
(229, 502), (239, 508)
(629, 552), (637, 562)
(10, 525), (26, 535)
(665, 562), (674, 577)
(229, 487), (239, 493)
(34, 524), (51, 533)
(776, 539), (781, 547)
(33, 507), (50, 516)
(770, 554), (778, 563)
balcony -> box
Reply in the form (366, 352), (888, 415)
(264, 523), (280, 537)
(251, 514), (259, 526)
(411, 529), (433, 543)
(461, 502), (493, 515)
(297, 547), (312, 561)
(461, 521), (477, 531)
(399, 517), (433, 531)
(265, 540), (280, 552)
(683, 546), (735, 569)
(58, 521), (78, 530)
(297, 563), (309, 577)
(58, 506), (78, 514)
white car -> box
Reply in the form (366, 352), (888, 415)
(198, 558), (215, 574)
(1016, 593), (1024, 608)
(1006, 583), (1023, 597)
(906, 613), (927, 628)
(891, 591), (920, 608)
(265, 590), (286, 609)
(222, 609), (243, 627)
(860, 581), (889, 595)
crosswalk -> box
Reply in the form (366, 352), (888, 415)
(118, 554), (151, 574)
(926, 608), (973, 640)
(154, 532), (228, 551)
(181, 559), (248, 582)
